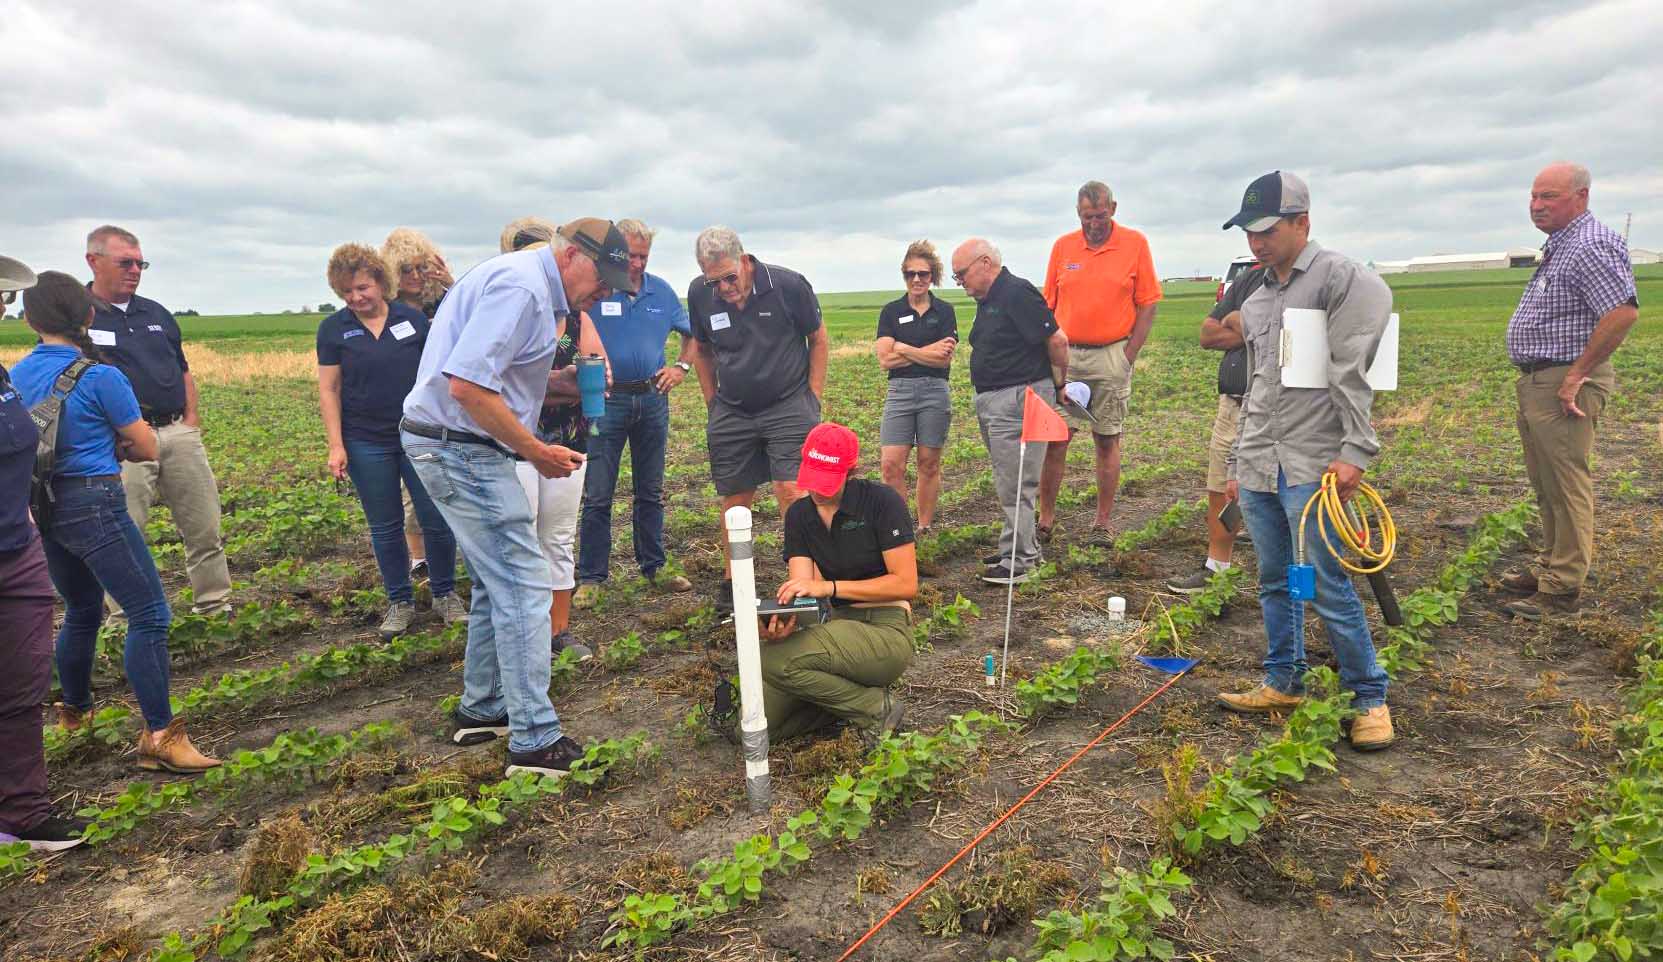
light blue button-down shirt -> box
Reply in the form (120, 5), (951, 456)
(402, 247), (570, 436)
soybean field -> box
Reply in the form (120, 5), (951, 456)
(2, 264), (1662, 962)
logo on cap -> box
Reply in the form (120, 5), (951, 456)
(1244, 189), (1260, 205)
(807, 449), (843, 466)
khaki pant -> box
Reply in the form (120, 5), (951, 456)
(1516, 361), (1613, 595)
(1055, 341), (1131, 436)
(760, 606), (913, 742)
(119, 421), (231, 609)
(1206, 394), (1241, 494)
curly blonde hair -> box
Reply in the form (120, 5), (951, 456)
(381, 227), (448, 303)
(902, 239), (943, 286)
(326, 243), (392, 298)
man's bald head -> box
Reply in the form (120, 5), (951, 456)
(951, 238), (1002, 300)
(1530, 162), (1591, 235)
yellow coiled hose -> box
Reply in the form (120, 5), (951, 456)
(1296, 472), (1396, 575)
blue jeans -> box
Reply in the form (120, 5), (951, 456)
(40, 476), (174, 730)
(1239, 469), (1388, 710)
(343, 437), (457, 603)
(576, 391), (670, 583)
(403, 433), (562, 753)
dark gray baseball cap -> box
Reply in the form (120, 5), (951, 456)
(1222, 171), (1310, 231)
(557, 218), (637, 294)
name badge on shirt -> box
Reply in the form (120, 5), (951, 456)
(710, 312), (732, 331)
(601, 301), (623, 317)
(897, 314), (914, 325)
(90, 329), (117, 347)
(389, 321), (416, 340)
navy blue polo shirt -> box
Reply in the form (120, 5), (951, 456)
(875, 293), (958, 379)
(688, 256), (822, 412)
(87, 291), (189, 416)
(590, 272), (692, 383)
(0, 364), (40, 552)
(317, 301), (432, 442)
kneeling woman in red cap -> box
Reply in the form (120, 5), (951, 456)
(757, 422), (916, 741)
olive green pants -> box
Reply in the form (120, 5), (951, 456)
(760, 606), (913, 742)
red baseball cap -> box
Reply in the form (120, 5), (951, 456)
(796, 422), (859, 497)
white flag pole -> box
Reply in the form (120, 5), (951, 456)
(725, 505), (771, 813)
(999, 436), (1028, 687)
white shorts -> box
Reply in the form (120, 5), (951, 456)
(514, 461), (588, 591)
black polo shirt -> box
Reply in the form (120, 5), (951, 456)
(875, 293), (958, 379)
(967, 267), (1058, 393)
(0, 364), (39, 553)
(688, 255), (822, 412)
(87, 291), (189, 417)
(782, 478), (914, 606)
(316, 301), (432, 442)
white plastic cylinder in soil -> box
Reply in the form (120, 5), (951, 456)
(725, 505), (771, 813)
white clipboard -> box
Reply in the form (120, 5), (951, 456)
(1278, 309), (1398, 391)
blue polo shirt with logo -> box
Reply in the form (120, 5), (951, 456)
(86, 291), (189, 417)
(588, 271), (691, 383)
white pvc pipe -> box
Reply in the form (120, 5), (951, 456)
(725, 505), (770, 812)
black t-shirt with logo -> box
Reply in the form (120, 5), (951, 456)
(316, 301), (432, 442)
(968, 268), (1059, 393)
(782, 478), (914, 606)
(875, 293), (958, 380)
(1209, 265), (1267, 398)
(687, 255), (822, 412)
(87, 292), (189, 417)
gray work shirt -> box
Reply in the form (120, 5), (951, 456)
(1231, 241), (1391, 492)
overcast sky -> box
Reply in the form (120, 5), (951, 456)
(3, 0), (1659, 314)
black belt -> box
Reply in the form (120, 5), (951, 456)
(399, 418), (508, 454)
(612, 379), (657, 394)
(144, 410), (183, 427)
(53, 474), (121, 486)
(1070, 338), (1128, 349)
(1516, 359), (1572, 375)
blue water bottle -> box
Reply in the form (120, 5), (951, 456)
(575, 354), (607, 433)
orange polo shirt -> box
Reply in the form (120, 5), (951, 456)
(1043, 223), (1162, 345)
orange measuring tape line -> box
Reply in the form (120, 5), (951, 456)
(835, 666), (1193, 961)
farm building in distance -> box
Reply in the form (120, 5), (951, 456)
(1374, 249), (1542, 274)
(1630, 247), (1661, 265)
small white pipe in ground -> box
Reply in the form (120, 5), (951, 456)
(725, 505), (771, 813)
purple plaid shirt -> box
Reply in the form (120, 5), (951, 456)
(1506, 211), (1637, 366)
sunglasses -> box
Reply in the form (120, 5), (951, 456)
(97, 254), (150, 271)
(702, 271), (741, 290)
(399, 264), (428, 276)
(903, 270), (932, 281)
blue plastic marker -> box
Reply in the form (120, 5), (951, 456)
(984, 653), (996, 686)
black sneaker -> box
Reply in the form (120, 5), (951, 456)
(18, 814), (88, 853)
(506, 735), (586, 777)
(450, 706), (509, 746)
(981, 563), (1035, 585)
(714, 578), (735, 615)
(551, 631), (594, 663)
(1166, 567), (1216, 595)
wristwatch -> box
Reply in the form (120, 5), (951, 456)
(675, 361), (691, 372)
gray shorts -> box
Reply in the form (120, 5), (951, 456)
(706, 389), (821, 496)
(879, 376), (952, 448)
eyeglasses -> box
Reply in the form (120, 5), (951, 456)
(951, 255), (988, 284)
(903, 270), (932, 281)
(702, 271), (741, 290)
(97, 254), (150, 271)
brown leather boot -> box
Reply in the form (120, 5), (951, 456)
(1216, 685), (1303, 714)
(56, 703), (86, 731)
(1350, 705), (1395, 751)
(1498, 568), (1538, 594)
(136, 721), (222, 774)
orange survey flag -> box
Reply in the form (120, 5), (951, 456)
(1020, 386), (1069, 443)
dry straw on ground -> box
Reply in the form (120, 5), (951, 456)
(0, 345), (315, 383)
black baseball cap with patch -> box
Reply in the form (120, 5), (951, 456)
(1222, 170), (1310, 231)
(556, 218), (637, 294)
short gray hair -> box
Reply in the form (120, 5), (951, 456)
(87, 224), (140, 255)
(694, 226), (744, 267)
(1566, 163), (1591, 191)
(616, 218), (657, 244)
(1078, 181), (1113, 206)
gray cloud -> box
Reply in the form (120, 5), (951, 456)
(2, 0), (1658, 313)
